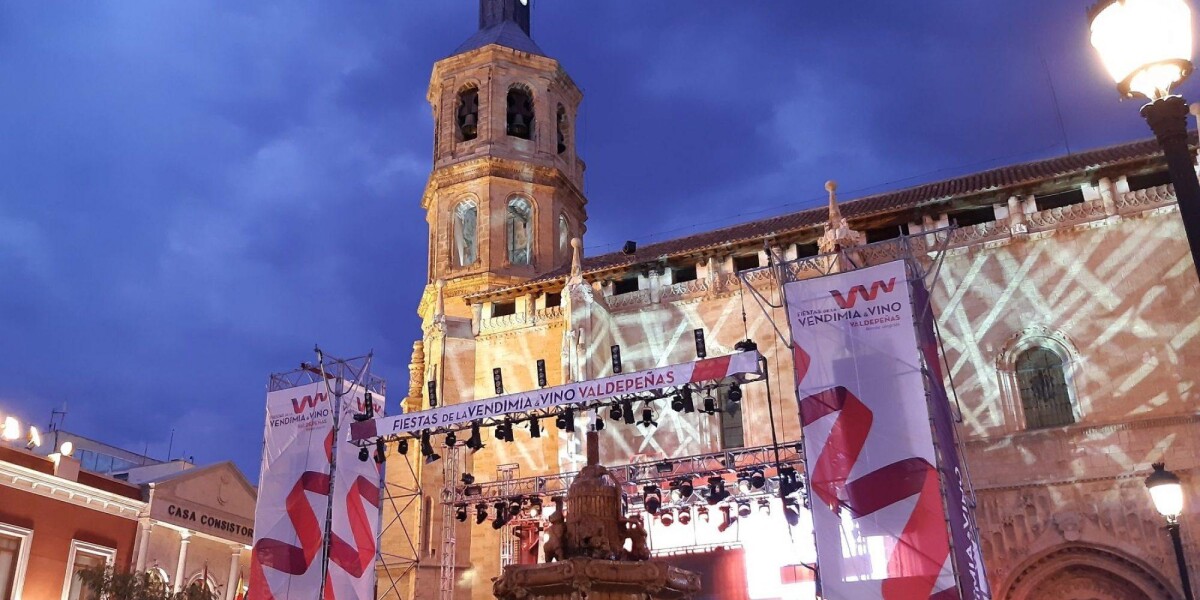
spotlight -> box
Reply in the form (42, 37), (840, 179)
(492, 502), (508, 529)
(374, 439), (386, 464)
(421, 430), (441, 463)
(750, 470), (766, 490)
(509, 497), (523, 516)
(529, 417), (541, 438)
(718, 505), (737, 532)
(455, 504), (468, 522)
(594, 416), (605, 431)
(694, 329), (706, 359)
(700, 395), (719, 415)
(25, 426), (41, 450)
(678, 508), (692, 525)
(670, 386), (694, 413)
(536, 359), (547, 388)
(757, 499), (771, 516)
(737, 500), (752, 518)
(1, 417), (19, 441)
(706, 477), (728, 505)
(637, 407), (658, 428)
(622, 399), (635, 425)
(398, 439), (409, 455)
(660, 510), (674, 527)
(527, 497), (543, 518)
(59, 440), (74, 456)
(493, 368), (504, 395)
(728, 382), (742, 403)
(671, 392), (686, 412)
(738, 472), (753, 494)
(556, 408), (575, 432)
(643, 486), (662, 515)
(466, 421), (485, 451)
(655, 461), (674, 474)
(358, 447), (370, 462)
(609, 404), (623, 421)
(734, 339), (758, 352)
(678, 479), (694, 499)
(476, 503), (489, 525)
(462, 473), (476, 485)
(611, 344), (623, 374)
(445, 431), (457, 447)
(783, 498), (801, 527)
(497, 420), (514, 442)
(779, 467), (801, 496)
(697, 506), (710, 523)
(427, 381), (438, 408)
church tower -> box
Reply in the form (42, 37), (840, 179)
(421, 0), (586, 322)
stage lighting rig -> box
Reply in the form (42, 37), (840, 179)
(736, 500), (752, 518)
(622, 399), (635, 424)
(536, 359), (547, 388)
(728, 382), (743, 403)
(700, 394), (719, 415)
(455, 504), (468, 522)
(671, 385), (695, 413)
(678, 508), (692, 525)
(734, 338), (758, 353)
(421, 430), (441, 463)
(660, 509), (674, 527)
(718, 505), (737, 532)
(783, 498), (801, 527)
(496, 419), (514, 442)
(398, 439), (409, 455)
(466, 420), (485, 451)
(492, 502), (509, 529)
(374, 439), (386, 464)
(358, 447), (370, 462)
(637, 406), (658, 428)
(529, 417), (542, 438)
(527, 496), (543, 518)
(697, 506), (710, 523)
(476, 503), (489, 525)
(643, 485), (662, 514)
(706, 477), (728, 505)
(556, 408), (575, 432)
(427, 381), (438, 407)
(445, 431), (457, 447)
(694, 329), (706, 358)
(609, 404), (623, 421)
(758, 499), (771, 515)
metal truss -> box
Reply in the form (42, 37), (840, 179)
(268, 351), (386, 394)
(375, 450), (422, 599)
(359, 370), (765, 446)
(438, 446), (460, 600)
(446, 441), (805, 514)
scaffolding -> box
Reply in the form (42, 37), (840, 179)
(438, 445), (461, 600)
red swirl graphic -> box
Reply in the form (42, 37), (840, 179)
(326, 475), (382, 578)
(799, 385), (950, 599)
(248, 470), (331, 600)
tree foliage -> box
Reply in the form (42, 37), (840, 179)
(77, 565), (219, 600)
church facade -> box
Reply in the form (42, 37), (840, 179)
(380, 2), (1200, 599)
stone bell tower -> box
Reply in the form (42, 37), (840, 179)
(420, 0), (587, 322)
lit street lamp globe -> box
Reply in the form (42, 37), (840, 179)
(1090, 0), (1194, 99)
(1146, 462), (1186, 521)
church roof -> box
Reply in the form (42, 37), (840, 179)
(465, 133), (1175, 301)
(453, 19), (546, 57)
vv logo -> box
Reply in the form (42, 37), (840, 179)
(290, 393), (328, 414)
(829, 278), (897, 309)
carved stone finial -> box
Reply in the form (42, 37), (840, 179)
(569, 237), (583, 281)
(818, 180), (865, 255)
(825, 180), (842, 227)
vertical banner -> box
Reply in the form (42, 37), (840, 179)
(325, 382), (384, 600)
(784, 260), (969, 600)
(250, 382), (334, 600)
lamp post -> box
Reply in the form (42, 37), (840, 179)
(1146, 462), (1194, 600)
(1090, 0), (1200, 282)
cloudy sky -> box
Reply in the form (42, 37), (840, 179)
(0, 1), (1190, 477)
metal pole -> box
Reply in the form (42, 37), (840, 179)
(1140, 95), (1200, 283)
(1168, 522), (1195, 600)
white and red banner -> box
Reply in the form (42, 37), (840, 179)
(785, 260), (967, 599)
(350, 350), (762, 442)
(250, 382), (333, 600)
(250, 380), (385, 600)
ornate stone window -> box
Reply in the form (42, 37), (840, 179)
(506, 85), (534, 140)
(457, 86), (479, 142)
(998, 327), (1080, 430)
(557, 213), (570, 261)
(453, 199), (478, 267)
(507, 197), (533, 266)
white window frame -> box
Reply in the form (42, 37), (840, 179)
(61, 540), (117, 600)
(0, 523), (33, 600)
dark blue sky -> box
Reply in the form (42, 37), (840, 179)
(1, 2), (1192, 478)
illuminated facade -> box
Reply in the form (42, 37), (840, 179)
(381, 2), (1200, 599)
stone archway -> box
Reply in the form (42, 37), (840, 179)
(1001, 545), (1178, 600)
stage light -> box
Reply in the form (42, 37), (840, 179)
(734, 339), (757, 352)
(750, 470), (766, 490)
(737, 500), (752, 518)
(643, 486), (662, 514)
(556, 408), (575, 433)
(398, 439), (409, 455)
(671, 392), (686, 412)
(493, 368), (504, 395)
(421, 430), (441, 463)
(445, 431), (457, 447)
(678, 508), (692, 525)
(476, 503), (489, 525)
(529, 417), (542, 438)
(59, 441), (74, 456)
(738, 472), (753, 494)
(611, 344), (623, 374)
(509, 497), (523, 518)
(536, 359), (547, 388)
(492, 502), (508, 529)
(594, 412), (605, 431)
(697, 506), (710, 523)
(427, 381), (438, 408)
(655, 461), (673, 474)
(707, 477), (728, 505)
(455, 504), (468, 522)
(727, 382), (742, 403)
(2, 417), (19, 441)
(694, 329), (706, 358)
(374, 439), (386, 464)
(758, 499), (771, 515)
(718, 505), (737, 533)
(462, 473), (476, 485)
(700, 395), (718, 415)
(678, 479), (694, 499)
(779, 467), (801, 496)
(363, 391), (375, 418)
(527, 497), (543, 518)
(25, 426), (41, 450)
(609, 404), (623, 421)
(497, 420), (514, 442)
(637, 407), (658, 428)
(622, 399), (635, 425)
(466, 421), (485, 451)
(358, 447), (370, 462)
(783, 498), (801, 527)
(660, 509), (674, 527)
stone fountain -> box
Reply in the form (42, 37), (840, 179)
(493, 432), (701, 600)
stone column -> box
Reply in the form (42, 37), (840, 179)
(225, 547), (241, 600)
(173, 532), (191, 593)
(135, 521), (153, 571)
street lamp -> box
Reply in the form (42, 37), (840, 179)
(1090, 0), (1200, 281)
(1146, 462), (1194, 600)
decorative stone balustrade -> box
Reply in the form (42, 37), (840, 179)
(659, 278), (709, 301)
(606, 289), (651, 311)
(1115, 184), (1176, 213)
(1025, 198), (1108, 232)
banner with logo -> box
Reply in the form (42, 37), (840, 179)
(785, 260), (974, 599)
(250, 382), (332, 600)
(325, 382), (384, 600)
(350, 350), (762, 442)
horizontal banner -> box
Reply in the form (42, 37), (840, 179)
(349, 350), (762, 442)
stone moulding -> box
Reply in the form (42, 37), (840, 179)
(493, 557), (701, 600)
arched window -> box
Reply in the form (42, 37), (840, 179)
(1015, 346), (1074, 429)
(506, 85), (534, 140)
(457, 86), (479, 141)
(146, 567), (170, 592)
(556, 104), (568, 154)
(558, 213), (570, 261)
(507, 197), (533, 266)
(453, 200), (478, 267)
